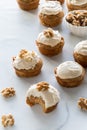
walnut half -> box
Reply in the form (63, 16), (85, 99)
(44, 28), (54, 38)
(1, 87), (15, 98)
(1, 114), (14, 127)
(78, 97), (87, 111)
(37, 82), (49, 91)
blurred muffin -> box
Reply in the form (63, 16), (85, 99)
(12, 49), (43, 77)
(54, 61), (85, 88)
(65, 10), (87, 37)
(36, 28), (64, 56)
(46, 0), (64, 4)
(73, 40), (87, 67)
(66, 0), (87, 11)
(39, 1), (64, 27)
(26, 81), (60, 113)
(16, 0), (39, 11)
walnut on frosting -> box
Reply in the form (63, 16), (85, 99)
(1, 87), (15, 98)
(37, 82), (49, 91)
(78, 97), (87, 111)
(44, 28), (54, 38)
(1, 114), (14, 127)
(19, 49), (36, 62)
(19, 49), (28, 58)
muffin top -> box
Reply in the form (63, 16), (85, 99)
(68, 0), (87, 6)
(56, 61), (83, 79)
(39, 1), (63, 15)
(13, 49), (40, 70)
(26, 81), (60, 108)
(37, 28), (62, 47)
(74, 40), (87, 56)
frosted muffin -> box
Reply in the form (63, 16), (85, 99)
(12, 49), (43, 77)
(16, 0), (39, 11)
(54, 61), (85, 88)
(73, 40), (87, 67)
(39, 1), (64, 27)
(46, 0), (64, 5)
(36, 28), (64, 56)
(66, 0), (87, 11)
(26, 81), (60, 113)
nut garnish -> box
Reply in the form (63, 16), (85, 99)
(66, 10), (87, 26)
(37, 82), (49, 91)
(1, 88), (15, 98)
(78, 97), (87, 111)
(44, 28), (54, 38)
(19, 49), (28, 58)
(1, 114), (14, 127)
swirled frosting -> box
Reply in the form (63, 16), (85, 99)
(39, 1), (63, 15)
(74, 40), (87, 56)
(13, 50), (40, 70)
(56, 61), (83, 79)
(37, 28), (62, 47)
(68, 0), (87, 5)
(26, 82), (60, 108)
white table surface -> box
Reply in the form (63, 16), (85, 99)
(0, 0), (87, 130)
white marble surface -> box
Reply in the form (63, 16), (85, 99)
(0, 0), (87, 130)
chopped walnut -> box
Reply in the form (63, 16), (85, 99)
(19, 49), (28, 58)
(1, 114), (14, 127)
(37, 82), (49, 91)
(78, 97), (87, 111)
(44, 28), (54, 38)
(1, 88), (15, 98)
(66, 10), (87, 26)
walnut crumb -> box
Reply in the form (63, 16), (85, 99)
(37, 82), (49, 91)
(1, 114), (14, 127)
(1, 88), (15, 98)
(44, 28), (54, 38)
(78, 97), (87, 111)
(19, 49), (28, 58)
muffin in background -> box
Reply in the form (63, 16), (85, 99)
(39, 1), (64, 27)
(16, 0), (39, 11)
(66, 0), (87, 11)
(12, 49), (43, 77)
(54, 61), (85, 88)
(36, 28), (64, 56)
(73, 40), (87, 67)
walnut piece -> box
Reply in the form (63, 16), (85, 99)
(44, 28), (54, 38)
(78, 97), (87, 111)
(1, 88), (15, 98)
(66, 10), (87, 26)
(37, 82), (49, 91)
(1, 114), (14, 127)
(19, 49), (28, 58)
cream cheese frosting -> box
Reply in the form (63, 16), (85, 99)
(39, 1), (63, 15)
(74, 40), (87, 56)
(26, 83), (60, 108)
(13, 50), (40, 70)
(37, 28), (62, 47)
(56, 61), (83, 79)
(68, 0), (87, 6)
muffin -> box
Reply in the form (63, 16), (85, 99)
(66, 0), (87, 11)
(46, 0), (64, 5)
(26, 81), (60, 113)
(73, 40), (87, 67)
(12, 49), (43, 77)
(36, 28), (64, 56)
(54, 61), (85, 88)
(16, 0), (39, 11)
(65, 10), (87, 37)
(39, 1), (64, 27)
